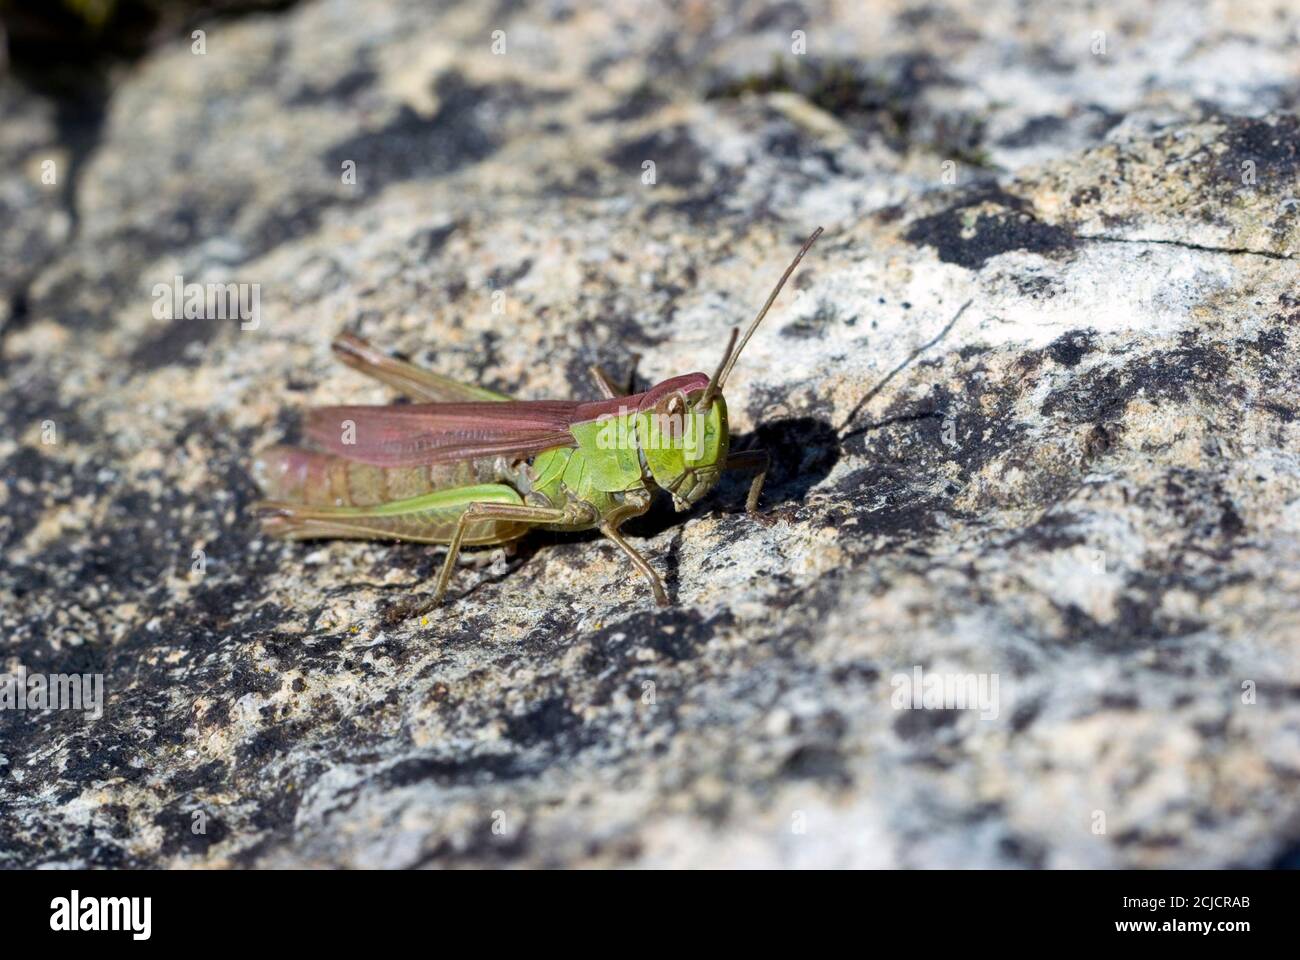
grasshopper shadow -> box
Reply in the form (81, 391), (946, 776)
(626, 416), (841, 539)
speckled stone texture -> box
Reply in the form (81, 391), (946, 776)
(2, 0), (1299, 868)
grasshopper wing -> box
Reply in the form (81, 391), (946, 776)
(304, 400), (593, 467)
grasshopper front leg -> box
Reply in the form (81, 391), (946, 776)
(601, 522), (669, 607)
(432, 501), (573, 604)
(725, 449), (770, 513)
(597, 499), (669, 607)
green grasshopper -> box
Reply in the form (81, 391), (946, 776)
(253, 228), (822, 607)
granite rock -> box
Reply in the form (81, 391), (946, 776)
(2, 0), (1299, 868)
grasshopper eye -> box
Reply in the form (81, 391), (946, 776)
(653, 391), (690, 442)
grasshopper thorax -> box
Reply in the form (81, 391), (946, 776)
(633, 374), (730, 512)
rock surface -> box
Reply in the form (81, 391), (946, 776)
(2, 0), (1299, 868)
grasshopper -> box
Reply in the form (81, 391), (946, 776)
(253, 228), (822, 607)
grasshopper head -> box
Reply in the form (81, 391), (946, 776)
(635, 374), (729, 511)
(637, 228), (822, 512)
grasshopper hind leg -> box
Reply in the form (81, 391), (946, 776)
(253, 484), (535, 545)
(588, 355), (642, 399)
(331, 333), (512, 402)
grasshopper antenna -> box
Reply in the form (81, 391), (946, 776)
(698, 226), (823, 410)
(698, 328), (738, 410)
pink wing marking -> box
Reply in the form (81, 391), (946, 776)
(305, 400), (588, 466)
(303, 374), (713, 467)
(564, 374), (712, 425)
